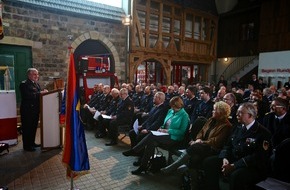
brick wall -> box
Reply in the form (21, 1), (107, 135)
(1, 1), (127, 86)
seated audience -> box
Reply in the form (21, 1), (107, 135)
(131, 85), (144, 109)
(190, 86), (214, 124)
(217, 75), (227, 89)
(213, 88), (226, 102)
(81, 83), (104, 129)
(160, 101), (232, 174)
(263, 97), (290, 149)
(249, 90), (268, 123)
(165, 85), (176, 107)
(223, 93), (239, 128)
(263, 87), (274, 104)
(178, 86), (186, 101)
(133, 86), (154, 124)
(126, 92), (168, 166)
(104, 88), (134, 145)
(183, 85), (200, 116)
(94, 88), (121, 138)
(128, 92), (168, 148)
(263, 97), (290, 181)
(91, 85), (112, 112)
(203, 102), (271, 190)
(122, 96), (189, 175)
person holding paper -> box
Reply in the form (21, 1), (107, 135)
(128, 92), (168, 147)
(160, 101), (232, 175)
(122, 96), (189, 175)
(124, 92), (168, 166)
(94, 88), (121, 138)
(105, 88), (134, 146)
(81, 83), (104, 129)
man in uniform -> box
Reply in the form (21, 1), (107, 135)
(133, 86), (153, 124)
(81, 83), (104, 129)
(105, 88), (134, 146)
(183, 85), (199, 116)
(94, 88), (120, 138)
(190, 86), (214, 124)
(124, 91), (168, 166)
(203, 102), (271, 190)
(263, 97), (290, 148)
(131, 84), (144, 110)
(19, 68), (48, 151)
(263, 97), (290, 181)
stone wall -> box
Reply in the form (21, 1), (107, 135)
(1, 1), (127, 87)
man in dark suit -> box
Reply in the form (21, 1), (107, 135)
(190, 86), (214, 124)
(263, 97), (290, 182)
(94, 88), (121, 138)
(123, 91), (168, 166)
(183, 85), (200, 116)
(128, 91), (168, 148)
(19, 68), (48, 151)
(131, 84), (144, 110)
(203, 102), (271, 190)
(263, 97), (290, 148)
(94, 85), (112, 112)
(81, 83), (104, 129)
(105, 88), (134, 146)
(132, 86), (153, 125)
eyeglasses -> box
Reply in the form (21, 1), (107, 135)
(270, 105), (284, 109)
(223, 98), (230, 101)
(236, 111), (249, 116)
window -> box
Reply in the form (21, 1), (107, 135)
(240, 22), (255, 41)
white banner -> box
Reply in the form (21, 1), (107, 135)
(259, 51), (290, 77)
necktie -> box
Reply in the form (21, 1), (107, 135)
(275, 118), (280, 126)
(241, 126), (247, 134)
(149, 106), (156, 115)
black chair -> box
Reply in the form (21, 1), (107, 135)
(271, 138), (290, 183)
(165, 117), (208, 164)
(118, 119), (133, 140)
(190, 116), (208, 140)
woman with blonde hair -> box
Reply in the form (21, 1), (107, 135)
(161, 101), (232, 174)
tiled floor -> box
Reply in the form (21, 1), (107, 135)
(0, 128), (181, 190)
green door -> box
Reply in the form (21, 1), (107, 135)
(0, 44), (32, 105)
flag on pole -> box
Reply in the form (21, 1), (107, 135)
(59, 86), (66, 125)
(62, 53), (90, 178)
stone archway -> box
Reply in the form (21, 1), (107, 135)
(70, 31), (122, 80)
(129, 54), (171, 85)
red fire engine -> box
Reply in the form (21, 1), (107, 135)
(77, 54), (119, 103)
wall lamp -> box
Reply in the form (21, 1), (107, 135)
(122, 15), (132, 26)
(224, 57), (228, 62)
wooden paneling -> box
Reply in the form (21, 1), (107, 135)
(129, 0), (218, 83)
(259, 0), (290, 52)
(217, 6), (260, 57)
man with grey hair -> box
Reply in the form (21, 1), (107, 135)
(263, 87), (274, 104)
(105, 88), (134, 146)
(124, 91), (168, 165)
(203, 102), (271, 190)
(123, 92), (168, 162)
(20, 68), (48, 151)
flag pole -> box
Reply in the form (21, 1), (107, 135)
(70, 171), (74, 190)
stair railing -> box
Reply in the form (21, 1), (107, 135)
(221, 56), (258, 81)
